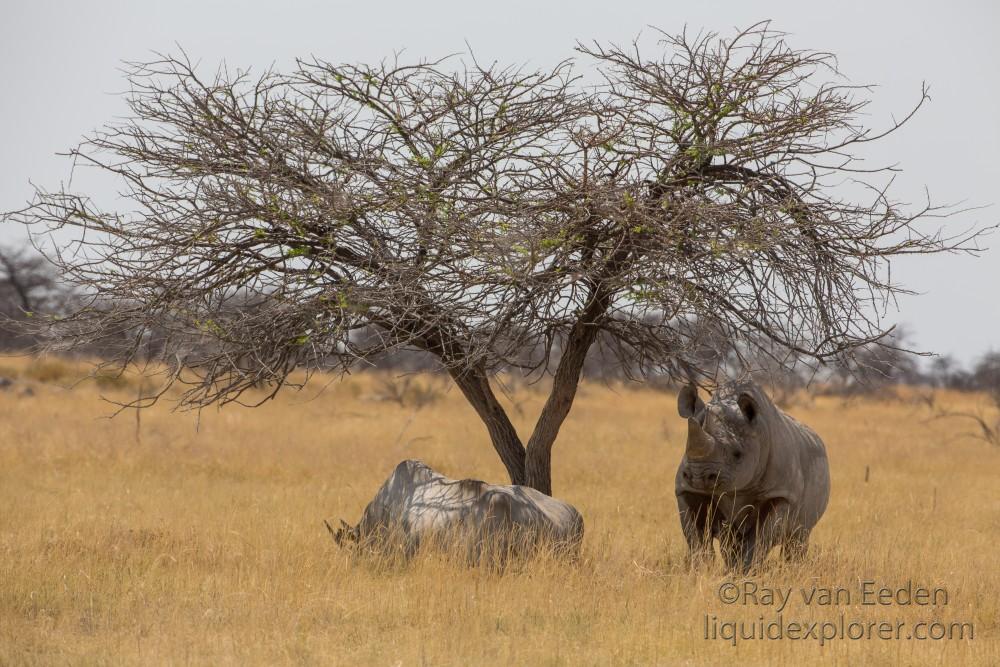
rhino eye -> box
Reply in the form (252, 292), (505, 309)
(732, 450), (743, 461)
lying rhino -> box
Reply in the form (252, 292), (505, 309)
(327, 460), (584, 564)
(675, 381), (829, 571)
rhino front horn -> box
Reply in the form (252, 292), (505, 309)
(686, 417), (714, 460)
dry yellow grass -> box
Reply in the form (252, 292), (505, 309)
(1, 356), (998, 665)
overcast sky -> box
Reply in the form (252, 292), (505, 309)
(2, 0), (997, 364)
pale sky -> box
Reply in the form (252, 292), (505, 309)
(1, 0), (997, 364)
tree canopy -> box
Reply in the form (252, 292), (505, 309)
(8, 23), (984, 492)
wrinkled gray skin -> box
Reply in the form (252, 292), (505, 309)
(675, 381), (830, 572)
(329, 460), (584, 565)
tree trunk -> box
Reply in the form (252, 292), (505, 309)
(523, 322), (599, 494)
(450, 366), (527, 486)
(404, 281), (609, 493)
(523, 286), (609, 494)
(390, 315), (528, 485)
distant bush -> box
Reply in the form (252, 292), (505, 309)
(21, 358), (78, 384)
(93, 370), (134, 391)
(16, 356), (134, 391)
(371, 375), (445, 410)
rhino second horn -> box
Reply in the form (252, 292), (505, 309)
(686, 417), (715, 459)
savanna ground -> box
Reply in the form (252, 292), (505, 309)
(0, 355), (997, 666)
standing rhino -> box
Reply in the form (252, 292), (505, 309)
(328, 460), (584, 565)
(674, 381), (829, 571)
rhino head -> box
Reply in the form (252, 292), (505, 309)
(676, 383), (765, 494)
(324, 518), (360, 547)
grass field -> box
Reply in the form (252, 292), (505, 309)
(1, 356), (997, 665)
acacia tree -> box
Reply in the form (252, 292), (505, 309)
(9, 24), (983, 493)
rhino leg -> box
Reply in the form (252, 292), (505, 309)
(746, 499), (809, 568)
(719, 509), (758, 573)
(676, 492), (720, 565)
(717, 501), (805, 573)
(720, 534), (756, 573)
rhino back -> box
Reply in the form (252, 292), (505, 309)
(355, 461), (584, 557)
(481, 485), (584, 544)
(404, 476), (491, 537)
(359, 459), (441, 536)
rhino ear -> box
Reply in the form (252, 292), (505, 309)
(737, 393), (758, 423)
(677, 385), (705, 418)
